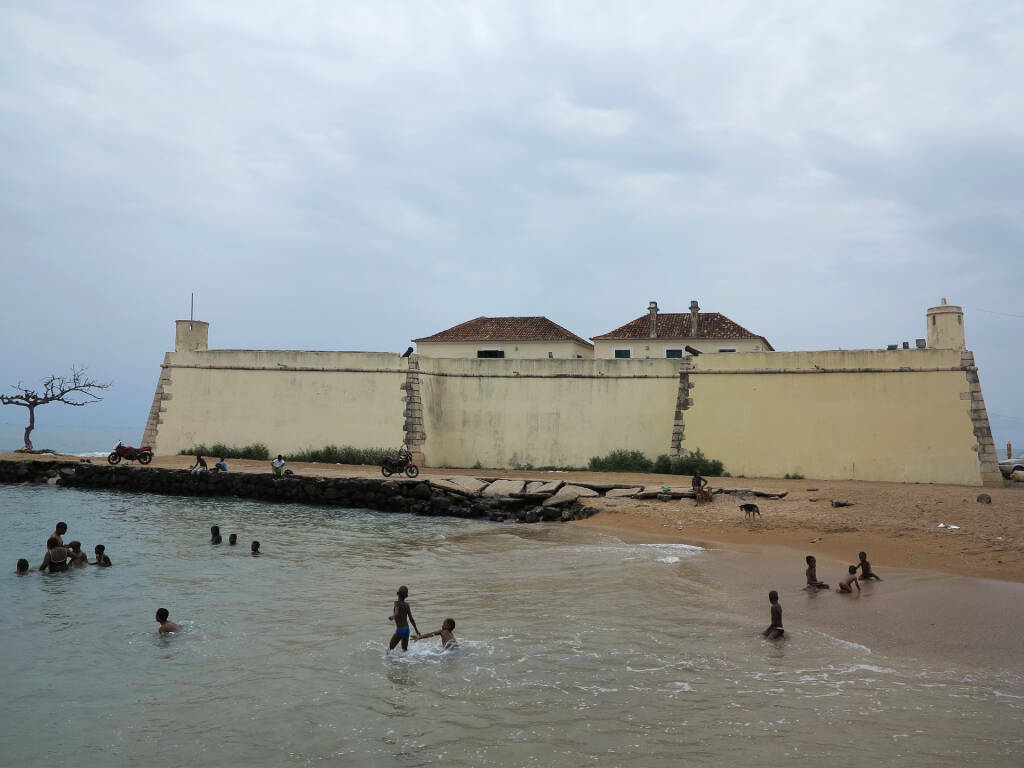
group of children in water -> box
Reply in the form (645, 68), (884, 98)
(15, 521), (111, 575)
(763, 550), (883, 640)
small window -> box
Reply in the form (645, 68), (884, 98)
(665, 348), (683, 359)
(614, 349), (631, 359)
(717, 347), (737, 353)
(477, 349), (504, 358)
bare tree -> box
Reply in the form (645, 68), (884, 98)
(1, 366), (112, 451)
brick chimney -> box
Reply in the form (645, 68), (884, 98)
(648, 301), (659, 338)
(689, 300), (700, 337)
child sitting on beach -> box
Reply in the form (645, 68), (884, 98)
(856, 551), (882, 580)
(93, 545), (112, 567)
(388, 586), (420, 652)
(762, 590), (784, 639)
(155, 608), (183, 635)
(415, 618), (458, 649)
(836, 565), (861, 593)
(805, 555), (829, 590)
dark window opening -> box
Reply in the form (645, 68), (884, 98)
(665, 349), (683, 359)
(614, 349), (631, 359)
(477, 350), (505, 358)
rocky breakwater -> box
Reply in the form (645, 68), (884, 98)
(0, 461), (618, 524)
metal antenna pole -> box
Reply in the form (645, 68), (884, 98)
(191, 293), (194, 322)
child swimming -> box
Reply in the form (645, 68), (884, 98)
(416, 618), (458, 649)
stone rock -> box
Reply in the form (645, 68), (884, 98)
(482, 479), (526, 497)
(446, 476), (489, 494)
(542, 484), (599, 507)
(536, 480), (564, 494)
(606, 487), (641, 498)
(1011, 470), (1024, 483)
(976, 493), (992, 504)
(525, 481), (547, 494)
(412, 483), (433, 501)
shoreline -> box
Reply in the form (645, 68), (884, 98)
(3, 451), (1022, 582)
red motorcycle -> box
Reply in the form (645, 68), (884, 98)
(108, 441), (154, 465)
(381, 446), (419, 478)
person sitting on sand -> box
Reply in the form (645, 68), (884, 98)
(272, 455), (285, 477)
(805, 555), (829, 590)
(415, 618), (458, 649)
(39, 538), (69, 573)
(229, 534), (238, 546)
(93, 545), (112, 567)
(251, 541), (260, 556)
(16, 558), (35, 575)
(691, 472), (711, 504)
(388, 585), (420, 652)
(51, 522), (68, 546)
(836, 565), (861, 593)
(155, 608), (182, 635)
(210, 525), (222, 545)
(190, 455), (208, 475)
(762, 590), (784, 639)
(214, 457), (228, 472)
(856, 551), (882, 581)
(67, 541), (89, 566)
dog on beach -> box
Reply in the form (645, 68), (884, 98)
(739, 503), (760, 519)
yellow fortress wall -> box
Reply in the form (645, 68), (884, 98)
(145, 304), (1002, 486)
(681, 349), (989, 485)
(416, 357), (679, 469)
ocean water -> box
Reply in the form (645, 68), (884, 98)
(0, 423), (143, 456)
(0, 485), (1021, 766)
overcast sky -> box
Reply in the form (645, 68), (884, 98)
(1, 1), (1021, 450)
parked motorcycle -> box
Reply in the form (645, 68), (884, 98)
(381, 446), (419, 478)
(108, 441), (154, 465)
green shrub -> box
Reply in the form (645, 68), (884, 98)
(180, 443), (269, 460)
(588, 449), (654, 473)
(784, 472), (805, 480)
(284, 445), (399, 465)
(651, 449), (725, 477)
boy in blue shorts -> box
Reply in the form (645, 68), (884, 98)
(388, 585), (420, 652)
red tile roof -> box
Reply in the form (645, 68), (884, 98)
(414, 316), (593, 347)
(590, 312), (774, 350)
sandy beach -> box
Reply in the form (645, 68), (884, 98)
(5, 451), (1022, 582)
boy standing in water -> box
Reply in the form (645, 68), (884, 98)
(805, 555), (829, 590)
(856, 551), (882, 581)
(155, 608), (183, 634)
(388, 586), (420, 652)
(763, 591), (784, 639)
(416, 618), (458, 649)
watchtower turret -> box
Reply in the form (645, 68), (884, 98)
(175, 320), (209, 352)
(926, 299), (964, 350)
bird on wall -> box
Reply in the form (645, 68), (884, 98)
(402, 347), (414, 358)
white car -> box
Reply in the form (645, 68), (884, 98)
(999, 458), (1024, 478)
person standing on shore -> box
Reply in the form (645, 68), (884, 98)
(272, 455), (285, 476)
(388, 586), (420, 652)
(763, 591), (784, 639)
